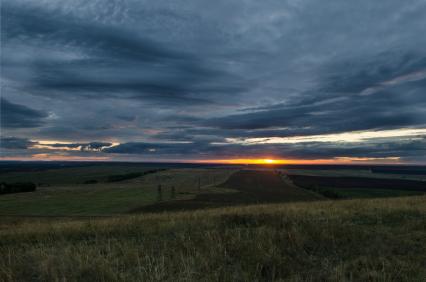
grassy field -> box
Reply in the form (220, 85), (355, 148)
(1, 166), (425, 215)
(0, 168), (235, 215)
(0, 196), (425, 281)
(1, 165), (426, 280)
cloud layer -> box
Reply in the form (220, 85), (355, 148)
(1, 0), (426, 163)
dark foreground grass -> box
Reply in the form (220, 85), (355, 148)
(1, 196), (425, 281)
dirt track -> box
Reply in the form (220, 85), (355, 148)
(288, 174), (426, 191)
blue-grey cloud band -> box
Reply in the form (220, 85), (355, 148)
(1, 0), (426, 163)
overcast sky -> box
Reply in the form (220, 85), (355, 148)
(1, 0), (426, 163)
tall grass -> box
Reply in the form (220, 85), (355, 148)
(1, 196), (425, 281)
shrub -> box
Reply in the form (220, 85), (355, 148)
(0, 182), (37, 194)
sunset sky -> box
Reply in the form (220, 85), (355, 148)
(1, 0), (426, 164)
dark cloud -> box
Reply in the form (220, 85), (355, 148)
(319, 52), (426, 94)
(0, 137), (37, 149)
(1, 0), (426, 162)
(205, 54), (426, 134)
(0, 98), (48, 128)
(2, 3), (186, 62)
(103, 138), (426, 162)
(205, 98), (424, 134)
(99, 138), (426, 164)
(104, 142), (201, 155)
(2, 2), (248, 105)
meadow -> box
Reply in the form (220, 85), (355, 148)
(0, 163), (425, 281)
(0, 166), (235, 215)
(1, 196), (425, 281)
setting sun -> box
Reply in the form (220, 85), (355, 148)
(193, 157), (405, 165)
(193, 158), (294, 165)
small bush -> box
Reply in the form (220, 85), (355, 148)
(0, 182), (36, 195)
(317, 188), (342, 199)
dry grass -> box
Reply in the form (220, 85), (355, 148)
(1, 195), (425, 281)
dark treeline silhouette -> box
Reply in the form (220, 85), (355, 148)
(0, 182), (36, 195)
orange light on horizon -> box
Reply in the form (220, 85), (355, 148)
(0, 155), (402, 164)
(192, 158), (295, 165)
(192, 156), (402, 165)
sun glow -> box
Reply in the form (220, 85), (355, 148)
(193, 158), (291, 165)
(192, 156), (402, 165)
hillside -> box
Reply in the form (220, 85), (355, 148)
(1, 195), (425, 281)
(137, 170), (323, 212)
(0, 168), (235, 216)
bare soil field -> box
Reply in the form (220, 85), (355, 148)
(288, 174), (426, 191)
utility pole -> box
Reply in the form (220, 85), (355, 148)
(157, 184), (162, 202)
(171, 186), (176, 199)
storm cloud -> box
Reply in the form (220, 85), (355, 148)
(0, 98), (48, 128)
(0, 137), (37, 149)
(1, 0), (426, 163)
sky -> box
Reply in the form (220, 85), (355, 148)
(1, 0), (426, 164)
